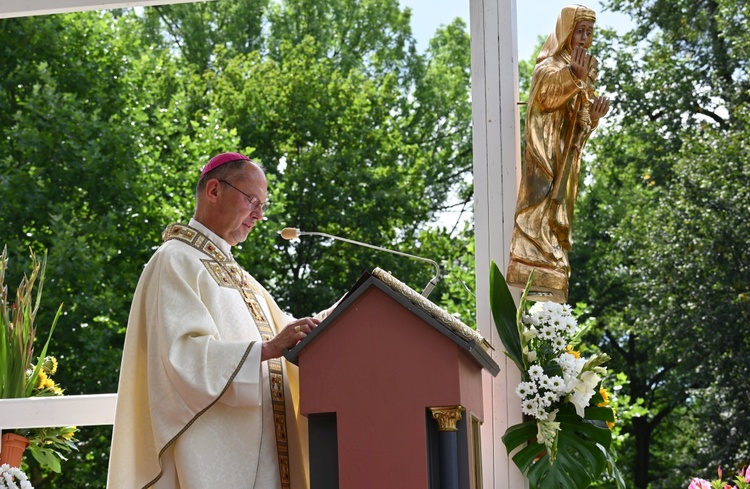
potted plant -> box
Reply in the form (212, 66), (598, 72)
(0, 246), (77, 472)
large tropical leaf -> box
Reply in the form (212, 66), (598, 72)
(502, 402), (616, 489)
(489, 260), (524, 371)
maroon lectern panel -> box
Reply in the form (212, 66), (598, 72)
(297, 284), (484, 489)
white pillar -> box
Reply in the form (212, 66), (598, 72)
(469, 0), (526, 487)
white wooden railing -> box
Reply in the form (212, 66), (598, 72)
(0, 394), (117, 451)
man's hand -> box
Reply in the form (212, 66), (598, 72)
(261, 317), (320, 361)
(570, 45), (593, 80)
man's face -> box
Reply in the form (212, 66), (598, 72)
(570, 20), (594, 50)
(215, 171), (268, 246)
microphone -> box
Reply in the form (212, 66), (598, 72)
(279, 227), (441, 298)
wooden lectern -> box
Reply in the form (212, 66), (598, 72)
(285, 268), (499, 489)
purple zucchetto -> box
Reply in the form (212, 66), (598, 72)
(200, 152), (252, 177)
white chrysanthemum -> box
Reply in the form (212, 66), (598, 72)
(533, 403), (550, 420)
(540, 390), (558, 407)
(543, 301), (564, 315)
(551, 336), (567, 351)
(555, 352), (578, 372)
(557, 355), (587, 392)
(0, 464), (34, 489)
(516, 381), (537, 399)
(538, 324), (557, 340)
(545, 375), (566, 393)
(549, 314), (564, 330)
(561, 315), (578, 335)
(528, 302), (546, 315)
(539, 311), (553, 325)
(521, 397), (540, 417)
(523, 309), (543, 327)
(528, 364), (545, 379)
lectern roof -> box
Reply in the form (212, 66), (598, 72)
(285, 268), (500, 376)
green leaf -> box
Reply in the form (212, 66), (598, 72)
(501, 420), (539, 456)
(24, 303), (63, 397)
(28, 445), (63, 473)
(489, 260), (524, 372)
(583, 405), (616, 424)
(503, 403), (615, 489)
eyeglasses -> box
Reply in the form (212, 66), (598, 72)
(219, 179), (271, 213)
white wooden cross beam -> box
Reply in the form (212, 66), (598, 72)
(0, 0), (212, 19)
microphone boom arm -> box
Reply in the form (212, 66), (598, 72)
(288, 229), (441, 298)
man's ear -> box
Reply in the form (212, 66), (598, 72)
(203, 179), (221, 203)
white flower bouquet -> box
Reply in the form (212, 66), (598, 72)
(490, 261), (623, 489)
(0, 464), (33, 489)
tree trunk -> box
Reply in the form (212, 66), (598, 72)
(632, 416), (652, 488)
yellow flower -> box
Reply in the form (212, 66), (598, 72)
(36, 369), (49, 389)
(597, 388), (616, 429)
(607, 408), (617, 430)
(598, 387), (610, 407)
(43, 356), (58, 375)
(62, 427), (77, 440)
(566, 345), (581, 358)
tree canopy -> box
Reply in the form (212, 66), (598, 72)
(0, 2), (475, 485)
(570, 0), (750, 487)
(2, 0), (748, 487)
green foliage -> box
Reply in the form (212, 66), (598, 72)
(0, 247), (62, 400)
(0, 1), (474, 485)
(23, 424), (78, 474)
(570, 1), (750, 487)
(430, 223), (476, 326)
(503, 402), (617, 489)
(489, 261), (524, 371)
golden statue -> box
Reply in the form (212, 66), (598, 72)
(506, 4), (610, 303)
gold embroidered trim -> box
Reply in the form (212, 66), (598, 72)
(162, 223), (290, 488)
(163, 223), (228, 262)
(242, 272), (291, 489)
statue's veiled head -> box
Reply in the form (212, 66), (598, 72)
(537, 4), (596, 63)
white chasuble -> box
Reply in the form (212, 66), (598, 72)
(107, 220), (309, 489)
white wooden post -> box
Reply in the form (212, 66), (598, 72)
(469, 0), (525, 487)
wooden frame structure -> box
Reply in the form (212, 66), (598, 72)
(0, 1), (525, 486)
